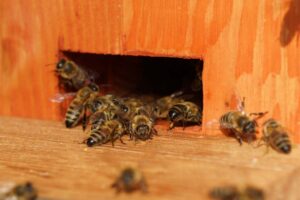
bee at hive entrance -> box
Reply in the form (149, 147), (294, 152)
(59, 51), (203, 132)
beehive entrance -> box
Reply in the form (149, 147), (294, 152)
(62, 51), (203, 118)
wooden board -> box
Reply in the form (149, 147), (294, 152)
(0, 117), (300, 199)
(1, 0), (300, 141)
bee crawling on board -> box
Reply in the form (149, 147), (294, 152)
(129, 106), (157, 141)
(167, 101), (202, 130)
(55, 58), (93, 91)
(65, 83), (99, 128)
(258, 118), (292, 154)
(84, 118), (126, 147)
(0, 182), (38, 200)
(219, 97), (267, 145)
(209, 185), (265, 200)
(152, 91), (185, 119)
(111, 167), (147, 194)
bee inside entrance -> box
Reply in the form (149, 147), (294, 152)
(60, 51), (203, 129)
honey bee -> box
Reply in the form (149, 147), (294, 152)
(153, 91), (185, 119)
(85, 119), (125, 147)
(56, 58), (90, 90)
(0, 182), (38, 200)
(129, 108), (157, 141)
(219, 98), (267, 145)
(111, 167), (147, 193)
(82, 94), (123, 130)
(168, 101), (202, 130)
(209, 185), (264, 200)
(89, 109), (118, 130)
(260, 119), (292, 154)
(65, 83), (99, 128)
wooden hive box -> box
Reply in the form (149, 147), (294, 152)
(1, 1), (300, 199)
(1, 0), (299, 141)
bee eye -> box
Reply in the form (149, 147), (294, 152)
(88, 84), (99, 92)
(122, 106), (128, 113)
(56, 59), (66, 69)
(168, 110), (178, 120)
(87, 138), (96, 147)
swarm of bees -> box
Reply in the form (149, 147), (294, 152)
(209, 185), (265, 200)
(55, 58), (203, 148)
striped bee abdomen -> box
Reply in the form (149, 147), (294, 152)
(65, 100), (84, 128)
(270, 131), (291, 154)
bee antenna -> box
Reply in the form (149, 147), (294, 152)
(45, 62), (57, 67)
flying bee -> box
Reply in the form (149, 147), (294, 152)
(129, 108), (157, 141)
(153, 91), (185, 119)
(56, 58), (91, 90)
(85, 119), (125, 147)
(168, 101), (202, 130)
(65, 83), (99, 128)
(0, 182), (38, 200)
(209, 185), (264, 200)
(219, 98), (267, 145)
(111, 167), (147, 193)
(260, 118), (292, 154)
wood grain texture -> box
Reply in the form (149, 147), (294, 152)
(0, 116), (300, 200)
(1, 0), (300, 141)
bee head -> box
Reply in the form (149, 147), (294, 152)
(88, 83), (99, 92)
(56, 59), (66, 69)
(136, 124), (150, 140)
(122, 168), (135, 185)
(168, 109), (180, 121)
(86, 137), (97, 147)
(242, 121), (256, 134)
(281, 144), (291, 154)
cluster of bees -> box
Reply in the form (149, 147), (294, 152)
(52, 58), (293, 198)
(219, 97), (292, 154)
(56, 58), (202, 147)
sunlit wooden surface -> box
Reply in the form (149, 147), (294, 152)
(0, 116), (299, 200)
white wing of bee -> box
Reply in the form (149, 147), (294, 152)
(49, 92), (76, 103)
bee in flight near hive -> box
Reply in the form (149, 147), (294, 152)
(55, 58), (93, 90)
(168, 101), (202, 130)
(129, 106), (157, 141)
(259, 118), (292, 154)
(209, 185), (265, 200)
(84, 118), (125, 147)
(111, 167), (147, 194)
(65, 83), (99, 128)
(219, 98), (267, 145)
(0, 182), (38, 200)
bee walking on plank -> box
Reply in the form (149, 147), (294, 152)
(65, 83), (99, 128)
(84, 119), (125, 147)
(219, 97), (267, 145)
(259, 118), (292, 154)
(112, 167), (147, 193)
(168, 101), (202, 130)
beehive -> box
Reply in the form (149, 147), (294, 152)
(2, 1), (300, 199)
(1, 0), (300, 140)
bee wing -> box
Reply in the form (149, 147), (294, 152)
(49, 92), (76, 103)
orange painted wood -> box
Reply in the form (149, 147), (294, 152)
(1, 117), (300, 199)
(1, 0), (300, 141)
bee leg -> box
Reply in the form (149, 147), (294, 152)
(140, 179), (148, 193)
(119, 137), (126, 145)
(182, 121), (186, 130)
(152, 128), (158, 136)
(249, 111), (268, 120)
(168, 122), (174, 131)
(82, 109), (88, 131)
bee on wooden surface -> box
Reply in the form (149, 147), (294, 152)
(82, 94), (124, 130)
(219, 98), (267, 145)
(56, 58), (90, 90)
(168, 101), (202, 130)
(0, 182), (38, 200)
(129, 108), (157, 141)
(209, 185), (264, 200)
(260, 119), (292, 154)
(65, 83), (99, 128)
(153, 91), (185, 119)
(111, 167), (147, 193)
(85, 119), (125, 147)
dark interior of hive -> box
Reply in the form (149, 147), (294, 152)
(62, 51), (203, 118)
